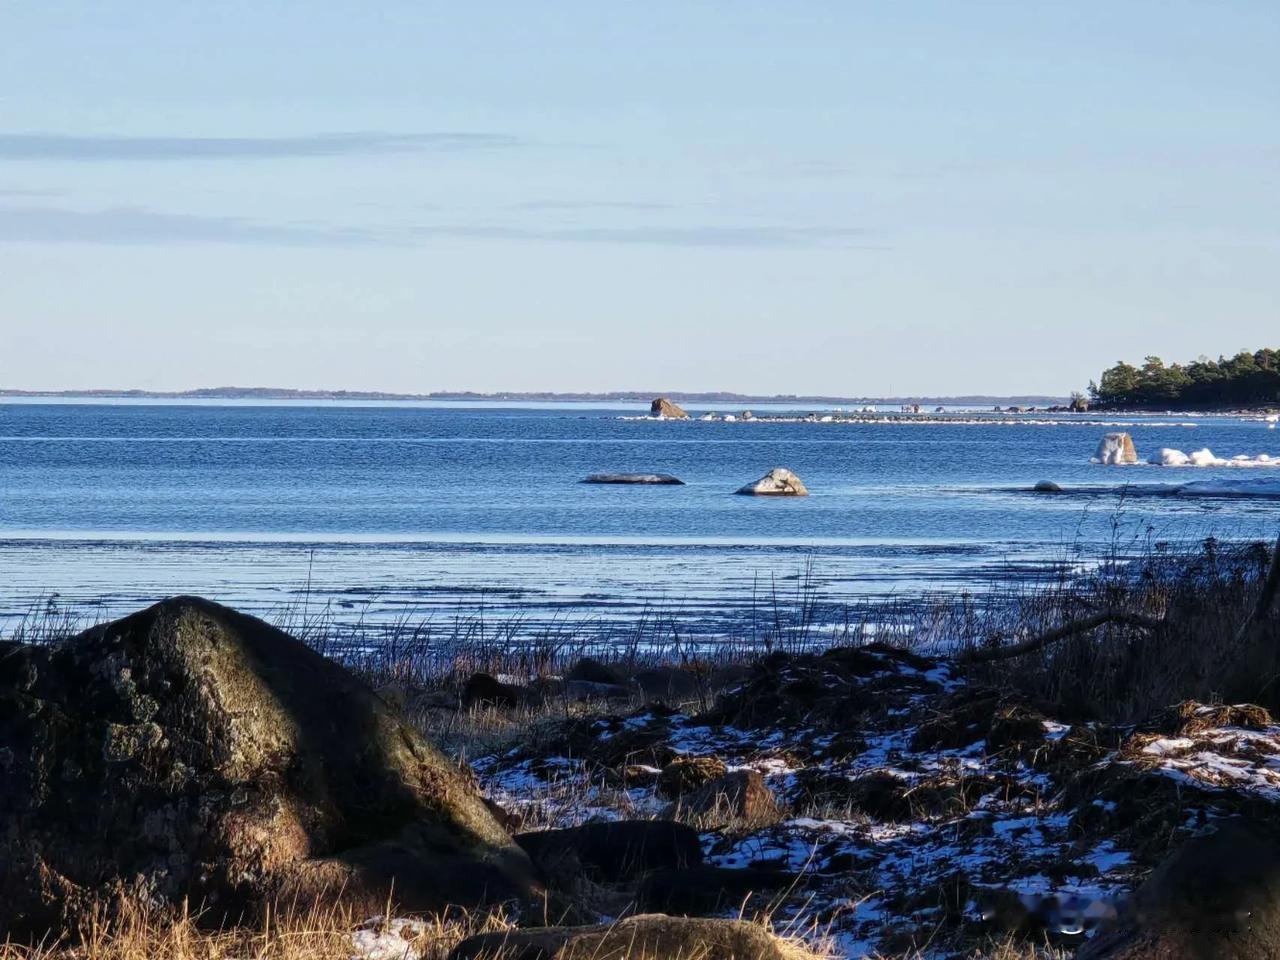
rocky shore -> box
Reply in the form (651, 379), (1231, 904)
(4, 583), (1280, 958)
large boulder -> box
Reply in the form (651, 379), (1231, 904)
(0, 597), (537, 938)
(1079, 819), (1280, 959)
(448, 914), (797, 960)
(649, 397), (689, 419)
(1092, 432), (1139, 465)
(735, 468), (809, 496)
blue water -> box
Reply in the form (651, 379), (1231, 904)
(1, 400), (1276, 642)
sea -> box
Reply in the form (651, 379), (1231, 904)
(1, 399), (1277, 650)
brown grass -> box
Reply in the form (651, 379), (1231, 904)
(0, 898), (503, 960)
(967, 537), (1280, 723)
(0, 898), (839, 960)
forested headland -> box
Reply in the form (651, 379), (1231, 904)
(1090, 348), (1280, 410)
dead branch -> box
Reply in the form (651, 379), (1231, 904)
(959, 610), (1164, 664)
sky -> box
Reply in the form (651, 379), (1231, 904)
(0, 2), (1276, 397)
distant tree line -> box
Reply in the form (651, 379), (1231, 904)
(1090, 349), (1280, 409)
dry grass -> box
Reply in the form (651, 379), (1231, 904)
(969, 537), (1280, 723)
(0, 898), (839, 960)
(0, 898), (503, 960)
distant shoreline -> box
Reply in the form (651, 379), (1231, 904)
(0, 386), (1068, 406)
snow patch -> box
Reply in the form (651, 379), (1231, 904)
(350, 918), (426, 960)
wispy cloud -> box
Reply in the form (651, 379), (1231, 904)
(512, 200), (672, 212)
(0, 205), (374, 245)
(0, 186), (65, 198)
(0, 131), (524, 162)
(413, 223), (873, 248)
(0, 203), (873, 250)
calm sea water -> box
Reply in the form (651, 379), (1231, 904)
(1, 400), (1276, 644)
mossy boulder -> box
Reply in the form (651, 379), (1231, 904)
(0, 597), (536, 938)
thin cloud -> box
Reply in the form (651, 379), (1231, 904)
(512, 200), (672, 212)
(0, 131), (524, 162)
(415, 223), (874, 249)
(0, 205), (377, 246)
(0, 203), (874, 250)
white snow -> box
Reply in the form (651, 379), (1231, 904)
(350, 918), (426, 960)
(1148, 448), (1191, 466)
(1145, 447), (1279, 468)
(1176, 478), (1280, 499)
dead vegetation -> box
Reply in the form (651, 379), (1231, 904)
(5, 535), (1280, 959)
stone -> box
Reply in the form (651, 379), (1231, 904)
(656, 755), (729, 799)
(582, 473), (684, 485)
(0, 597), (537, 938)
(631, 666), (702, 704)
(663, 770), (783, 832)
(636, 865), (799, 916)
(735, 468), (809, 496)
(1033, 480), (1062, 493)
(448, 914), (796, 960)
(1093, 432), (1139, 465)
(464, 672), (538, 709)
(514, 820), (702, 886)
(564, 658), (626, 686)
(1078, 819), (1280, 959)
(649, 398), (689, 419)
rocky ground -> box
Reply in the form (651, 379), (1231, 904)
(7, 594), (1280, 959)
(464, 643), (1280, 957)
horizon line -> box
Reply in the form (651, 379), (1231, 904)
(0, 385), (1072, 405)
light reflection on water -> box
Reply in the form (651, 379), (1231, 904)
(1, 401), (1276, 641)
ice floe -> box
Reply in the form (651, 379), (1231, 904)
(1146, 446), (1278, 467)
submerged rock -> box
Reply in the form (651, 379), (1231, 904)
(582, 473), (684, 485)
(1093, 432), (1139, 465)
(650, 397), (689, 419)
(0, 597), (537, 938)
(735, 467), (809, 496)
(1033, 479), (1063, 493)
(448, 914), (796, 960)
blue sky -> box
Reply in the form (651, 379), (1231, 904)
(1, 2), (1276, 395)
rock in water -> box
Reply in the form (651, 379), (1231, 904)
(0, 597), (537, 938)
(1033, 480), (1062, 493)
(1079, 819), (1280, 959)
(1092, 432), (1139, 465)
(448, 914), (796, 960)
(735, 467), (809, 496)
(649, 397), (689, 419)
(582, 473), (684, 485)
